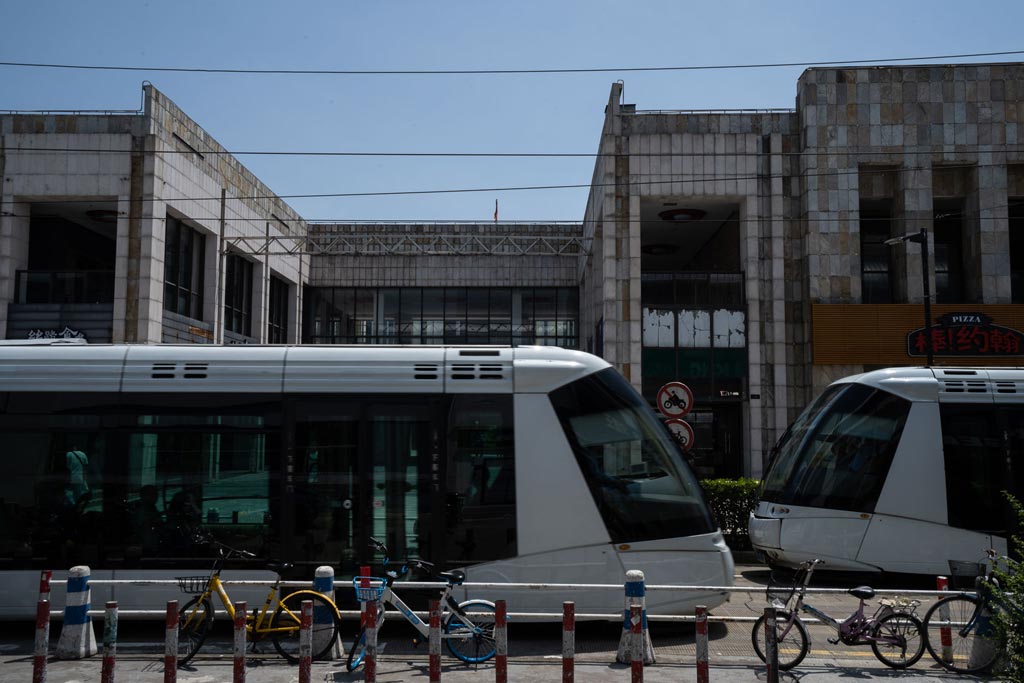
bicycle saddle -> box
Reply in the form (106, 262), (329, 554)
(267, 561), (294, 575)
(848, 586), (875, 600)
(439, 570), (466, 585)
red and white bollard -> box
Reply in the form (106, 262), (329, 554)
(630, 604), (643, 683)
(38, 570), (52, 603)
(163, 600), (178, 683)
(495, 600), (508, 683)
(429, 600), (441, 683)
(298, 600), (313, 683)
(233, 601), (247, 683)
(562, 601), (575, 683)
(365, 599), (378, 683)
(937, 575), (953, 663)
(101, 601), (118, 683)
(33, 599), (49, 683)
(695, 605), (709, 683)
(359, 566), (371, 628)
(764, 606), (779, 683)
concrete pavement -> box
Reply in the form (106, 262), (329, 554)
(0, 655), (984, 682)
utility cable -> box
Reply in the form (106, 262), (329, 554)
(1, 50), (1023, 75)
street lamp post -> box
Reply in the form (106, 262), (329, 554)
(885, 228), (933, 366)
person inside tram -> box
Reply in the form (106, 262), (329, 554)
(64, 444), (90, 505)
(165, 489), (203, 553)
(131, 484), (164, 554)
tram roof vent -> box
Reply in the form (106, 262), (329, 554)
(150, 362), (209, 380)
(940, 379), (991, 394)
(414, 363), (440, 380)
(994, 380), (1024, 394)
(449, 362), (508, 381)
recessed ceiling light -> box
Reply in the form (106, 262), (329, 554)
(642, 243), (679, 255)
(658, 208), (706, 222)
(86, 209), (119, 224)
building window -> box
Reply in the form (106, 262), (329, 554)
(860, 200), (893, 304)
(301, 287), (579, 347)
(268, 276), (289, 344)
(224, 254), (253, 337)
(933, 199), (966, 304)
(164, 216), (205, 319)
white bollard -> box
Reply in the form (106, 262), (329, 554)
(313, 566), (342, 659)
(616, 570), (654, 664)
(56, 566), (98, 659)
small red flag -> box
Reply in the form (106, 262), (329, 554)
(494, 199), (498, 222)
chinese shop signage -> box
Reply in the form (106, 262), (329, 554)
(907, 313), (1024, 357)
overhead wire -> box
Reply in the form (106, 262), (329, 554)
(7, 145), (1024, 158)
(2, 50), (1024, 75)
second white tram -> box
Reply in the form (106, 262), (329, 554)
(750, 366), (1022, 575)
(0, 342), (732, 619)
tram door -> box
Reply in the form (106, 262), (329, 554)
(362, 401), (442, 568)
(290, 400), (361, 574)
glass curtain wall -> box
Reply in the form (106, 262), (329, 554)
(303, 287), (579, 347)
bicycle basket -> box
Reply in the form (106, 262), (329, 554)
(176, 576), (209, 594)
(947, 560), (987, 590)
(766, 567), (800, 606)
(352, 577), (386, 603)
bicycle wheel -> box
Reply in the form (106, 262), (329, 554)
(871, 612), (925, 668)
(270, 592), (340, 663)
(444, 599), (497, 664)
(345, 604), (386, 672)
(177, 596), (214, 666)
(923, 594), (1000, 674)
(750, 611), (809, 670)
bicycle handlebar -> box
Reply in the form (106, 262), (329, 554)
(192, 532), (256, 559)
(368, 537), (443, 582)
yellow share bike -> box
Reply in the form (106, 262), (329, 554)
(175, 537), (342, 665)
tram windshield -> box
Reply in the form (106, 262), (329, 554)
(760, 382), (911, 513)
(549, 368), (716, 542)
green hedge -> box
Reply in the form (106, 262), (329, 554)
(699, 478), (761, 551)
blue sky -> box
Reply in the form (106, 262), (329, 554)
(3, 1), (1024, 223)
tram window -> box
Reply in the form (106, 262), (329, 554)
(549, 368), (716, 542)
(940, 404), (1007, 533)
(760, 383), (909, 513)
(445, 396), (515, 564)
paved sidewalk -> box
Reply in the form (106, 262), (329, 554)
(0, 653), (984, 683)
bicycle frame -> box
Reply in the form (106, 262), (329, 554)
(192, 574), (290, 635)
(374, 583), (487, 641)
(780, 562), (913, 648)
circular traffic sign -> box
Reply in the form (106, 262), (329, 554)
(657, 381), (694, 418)
(664, 418), (695, 451)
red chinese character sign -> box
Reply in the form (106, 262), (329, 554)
(907, 312), (1024, 357)
(657, 382), (694, 418)
(664, 418), (695, 452)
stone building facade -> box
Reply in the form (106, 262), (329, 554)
(583, 64), (1024, 477)
(0, 84), (307, 345)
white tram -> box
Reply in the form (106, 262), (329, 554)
(0, 342), (732, 618)
(750, 366), (1022, 575)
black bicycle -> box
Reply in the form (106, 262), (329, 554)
(922, 549), (1021, 674)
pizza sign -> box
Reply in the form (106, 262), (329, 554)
(907, 312), (1024, 357)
